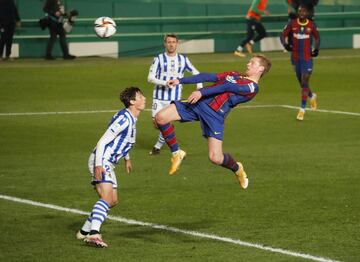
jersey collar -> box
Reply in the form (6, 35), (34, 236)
(297, 18), (309, 26)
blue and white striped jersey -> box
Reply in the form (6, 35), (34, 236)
(94, 109), (137, 166)
(148, 52), (201, 101)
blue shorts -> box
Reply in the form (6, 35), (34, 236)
(292, 59), (313, 75)
(173, 100), (224, 140)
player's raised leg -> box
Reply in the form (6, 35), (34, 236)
(208, 137), (248, 189)
(155, 104), (186, 175)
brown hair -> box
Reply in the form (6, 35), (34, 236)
(253, 55), (272, 77)
(120, 87), (143, 108)
(163, 33), (178, 42)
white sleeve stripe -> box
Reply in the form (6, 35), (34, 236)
(248, 83), (255, 93)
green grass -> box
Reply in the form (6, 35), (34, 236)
(0, 49), (359, 262)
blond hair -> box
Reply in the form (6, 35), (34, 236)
(253, 55), (272, 77)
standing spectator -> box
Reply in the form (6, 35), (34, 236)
(234, 0), (269, 57)
(0, 0), (21, 61)
(43, 0), (75, 60)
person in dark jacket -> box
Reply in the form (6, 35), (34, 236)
(0, 0), (21, 60)
(43, 0), (75, 60)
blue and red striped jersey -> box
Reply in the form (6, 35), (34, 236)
(180, 72), (259, 117)
(281, 18), (320, 61)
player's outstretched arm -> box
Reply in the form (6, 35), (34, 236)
(180, 73), (218, 84)
(167, 73), (217, 88)
(200, 82), (256, 97)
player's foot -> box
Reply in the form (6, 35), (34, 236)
(84, 234), (108, 248)
(45, 55), (56, 60)
(149, 147), (160, 155)
(234, 50), (246, 57)
(169, 150), (186, 175)
(310, 93), (317, 111)
(297, 108), (305, 121)
(63, 54), (76, 60)
(235, 162), (248, 189)
(245, 43), (253, 54)
(76, 230), (89, 240)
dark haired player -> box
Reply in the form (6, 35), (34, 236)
(76, 87), (146, 248)
(281, 4), (320, 120)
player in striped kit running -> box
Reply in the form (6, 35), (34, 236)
(148, 33), (202, 155)
(76, 87), (146, 248)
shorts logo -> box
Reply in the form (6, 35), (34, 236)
(214, 131), (221, 135)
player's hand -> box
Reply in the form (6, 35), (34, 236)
(284, 44), (293, 52)
(167, 79), (180, 88)
(94, 166), (106, 180)
(187, 91), (202, 104)
(311, 49), (319, 57)
(124, 159), (132, 174)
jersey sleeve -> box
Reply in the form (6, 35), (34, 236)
(250, 0), (266, 15)
(95, 116), (130, 166)
(147, 56), (167, 86)
(200, 81), (257, 97)
(312, 22), (320, 50)
(280, 21), (292, 46)
(216, 71), (241, 81)
(184, 56), (199, 74)
(185, 57), (203, 89)
(179, 73), (218, 84)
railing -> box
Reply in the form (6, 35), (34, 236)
(15, 11), (360, 39)
(19, 11), (360, 25)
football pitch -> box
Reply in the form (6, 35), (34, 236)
(0, 49), (359, 261)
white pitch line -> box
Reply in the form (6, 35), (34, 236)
(0, 105), (359, 117)
(0, 109), (151, 116)
(0, 194), (340, 262)
(278, 105), (360, 116)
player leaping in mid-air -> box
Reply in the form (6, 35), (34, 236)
(155, 55), (271, 188)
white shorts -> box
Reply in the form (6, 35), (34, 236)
(88, 153), (118, 189)
(152, 99), (172, 118)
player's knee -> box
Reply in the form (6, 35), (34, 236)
(208, 152), (222, 165)
(99, 193), (113, 207)
(155, 111), (165, 125)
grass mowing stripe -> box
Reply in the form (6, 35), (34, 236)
(0, 194), (341, 262)
(0, 105), (359, 117)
